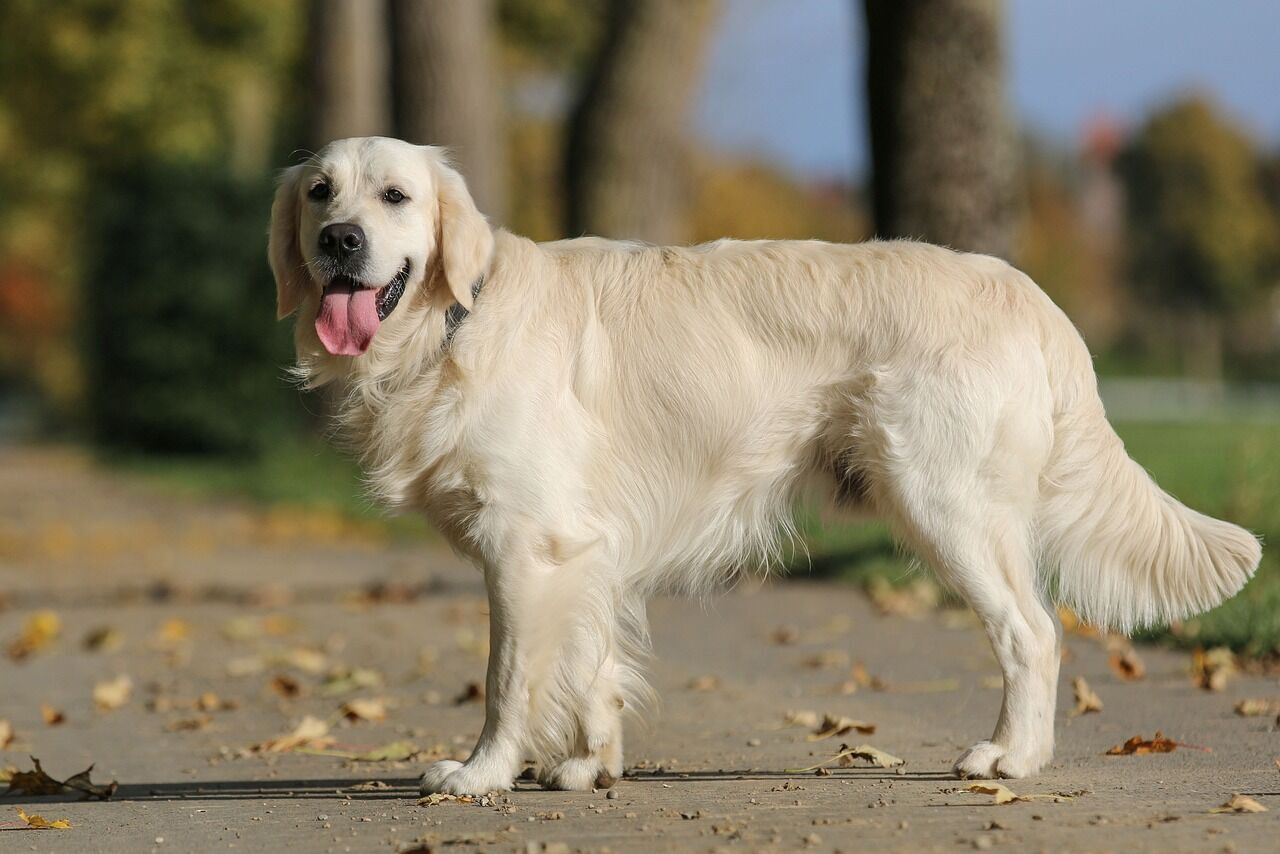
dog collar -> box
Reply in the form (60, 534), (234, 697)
(444, 276), (485, 345)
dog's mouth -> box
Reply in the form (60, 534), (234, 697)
(314, 263), (411, 356)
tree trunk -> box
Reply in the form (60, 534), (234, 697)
(308, 0), (392, 149)
(390, 0), (507, 222)
(862, 0), (1017, 259)
(565, 0), (718, 243)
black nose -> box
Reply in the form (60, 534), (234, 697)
(318, 222), (366, 260)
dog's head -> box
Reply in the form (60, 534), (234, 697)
(269, 137), (493, 356)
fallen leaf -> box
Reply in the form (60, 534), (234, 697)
(270, 675), (302, 698)
(803, 650), (850, 669)
(4, 757), (116, 800)
(1070, 676), (1103, 716)
(806, 714), (877, 740)
(961, 783), (1075, 805)
(305, 740), (426, 762)
(226, 655), (265, 677)
(16, 808), (71, 829)
(81, 626), (123, 653)
(320, 666), (383, 696)
(1233, 698), (1280, 717)
(686, 675), (720, 692)
(866, 577), (939, 619)
(1209, 794), (1267, 814)
(342, 697), (389, 722)
(417, 792), (477, 806)
(165, 715), (211, 732)
(346, 779), (391, 791)
(93, 675), (133, 711)
(152, 618), (190, 645)
(196, 692), (236, 712)
(1057, 607), (1100, 637)
(0, 720), (13, 748)
(771, 625), (801, 645)
(40, 704), (65, 726)
(7, 610), (61, 660)
(1106, 731), (1208, 755)
(454, 682), (485, 704)
(786, 742), (904, 772)
(782, 709), (821, 729)
(281, 647), (328, 674)
(1108, 646), (1145, 681)
(252, 715), (334, 753)
(966, 782), (1025, 805)
(1191, 647), (1236, 692)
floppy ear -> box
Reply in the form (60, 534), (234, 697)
(435, 163), (494, 310)
(268, 165), (308, 319)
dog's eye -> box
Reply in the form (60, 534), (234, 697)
(308, 181), (330, 201)
(382, 188), (406, 204)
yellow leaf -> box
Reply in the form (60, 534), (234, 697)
(966, 782), (1024, 804)
(342, 697), (389, 722)
(93, 675), (133, 711)
(1070, 676), (1103, 716)
(6, 610), (61, 660)
(17, 808), (71, 829)
(1210, 794), (1267, 814)
(252, 715), (333, 753)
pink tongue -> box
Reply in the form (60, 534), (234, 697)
(315, 282), (381, 356)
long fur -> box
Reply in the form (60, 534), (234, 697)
(271, 139), (1261, 791)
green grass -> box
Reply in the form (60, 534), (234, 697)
(799, 420), (1280, 657)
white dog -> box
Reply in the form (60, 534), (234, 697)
(269, 137), (1260, 794)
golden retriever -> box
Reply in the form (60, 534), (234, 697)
(269, 136), (1260, 794)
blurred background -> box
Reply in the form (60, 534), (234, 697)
(0, 0), (1277, 654)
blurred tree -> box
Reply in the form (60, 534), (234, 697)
(308, 0), (391, 147)
(391, 0), (507, 221)
(862, 0), (1018, 258)
(564, 0), (718, 242)
(1117, 96), (1279, 378)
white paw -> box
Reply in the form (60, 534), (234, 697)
(418, 759), (512, 796)
(540, 756), (619, 791)
(953, 740), (1048, 779)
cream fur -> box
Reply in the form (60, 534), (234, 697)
(270, 138), (1261, 793)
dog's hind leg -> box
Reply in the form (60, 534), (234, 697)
(538, 650), (625, 791)
(864, 361), (1059, 778)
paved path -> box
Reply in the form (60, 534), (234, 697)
(0, 447), (1277, 852)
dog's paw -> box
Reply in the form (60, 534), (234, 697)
(952, 741), (1005, 779)
(539, 757), (619, 791)
(418, 759), (512, 796)
(953, 740), (1049, 779)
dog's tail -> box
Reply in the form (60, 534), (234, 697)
(1036, 335), (1260, 633)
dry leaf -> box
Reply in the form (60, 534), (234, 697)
(226, 655), (265, 677)
(686, 675), (720, 692)
(281, 647), (328, 674)
(771, 625), (801, 645)
(806, 714), (877, 740)
(0, 720), (13, 748)
(1191, 647), (1236, 692)
(165, 715), (211, 732)
(454, 682), (485, 704)
(966, 782), (1025, 805)
(270, 675), (302, 699)
(7, 610), (61, 660)
(81, 626), (123, 653)
(196, 692), (236, 712)
(1070, 676), (1103, 716)
(866, 577), (939, 619)
(1105, 731), (1206, 755)
(252, 715), (334, 753)
(40, 704), (65, 726)
(782, 709), (821, 729)
(152, 618), (190, 645)
(304, 740), (424, 762)
(1057, 607), (1100, 637)
(342, 697), (389, 722)
(16, 808), (71, 829)
(1210, 794), (1267, 814)
(418, 792), (478, 806)
(320, 666), (383, 696)
(1233, 698), (1280, 717)
(1108, 646), (1145, 681)
(4, 757), (117, 800)
(803, 650), (850, 669)
(93, 675), (133, 711)
(786, 742), (905, 772)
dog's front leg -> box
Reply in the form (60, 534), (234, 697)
(420, 566), (527, 795)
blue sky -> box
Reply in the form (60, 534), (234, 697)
(696, 0), (1280, 181)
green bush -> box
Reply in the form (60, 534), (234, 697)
(82, 159), (297, 456)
